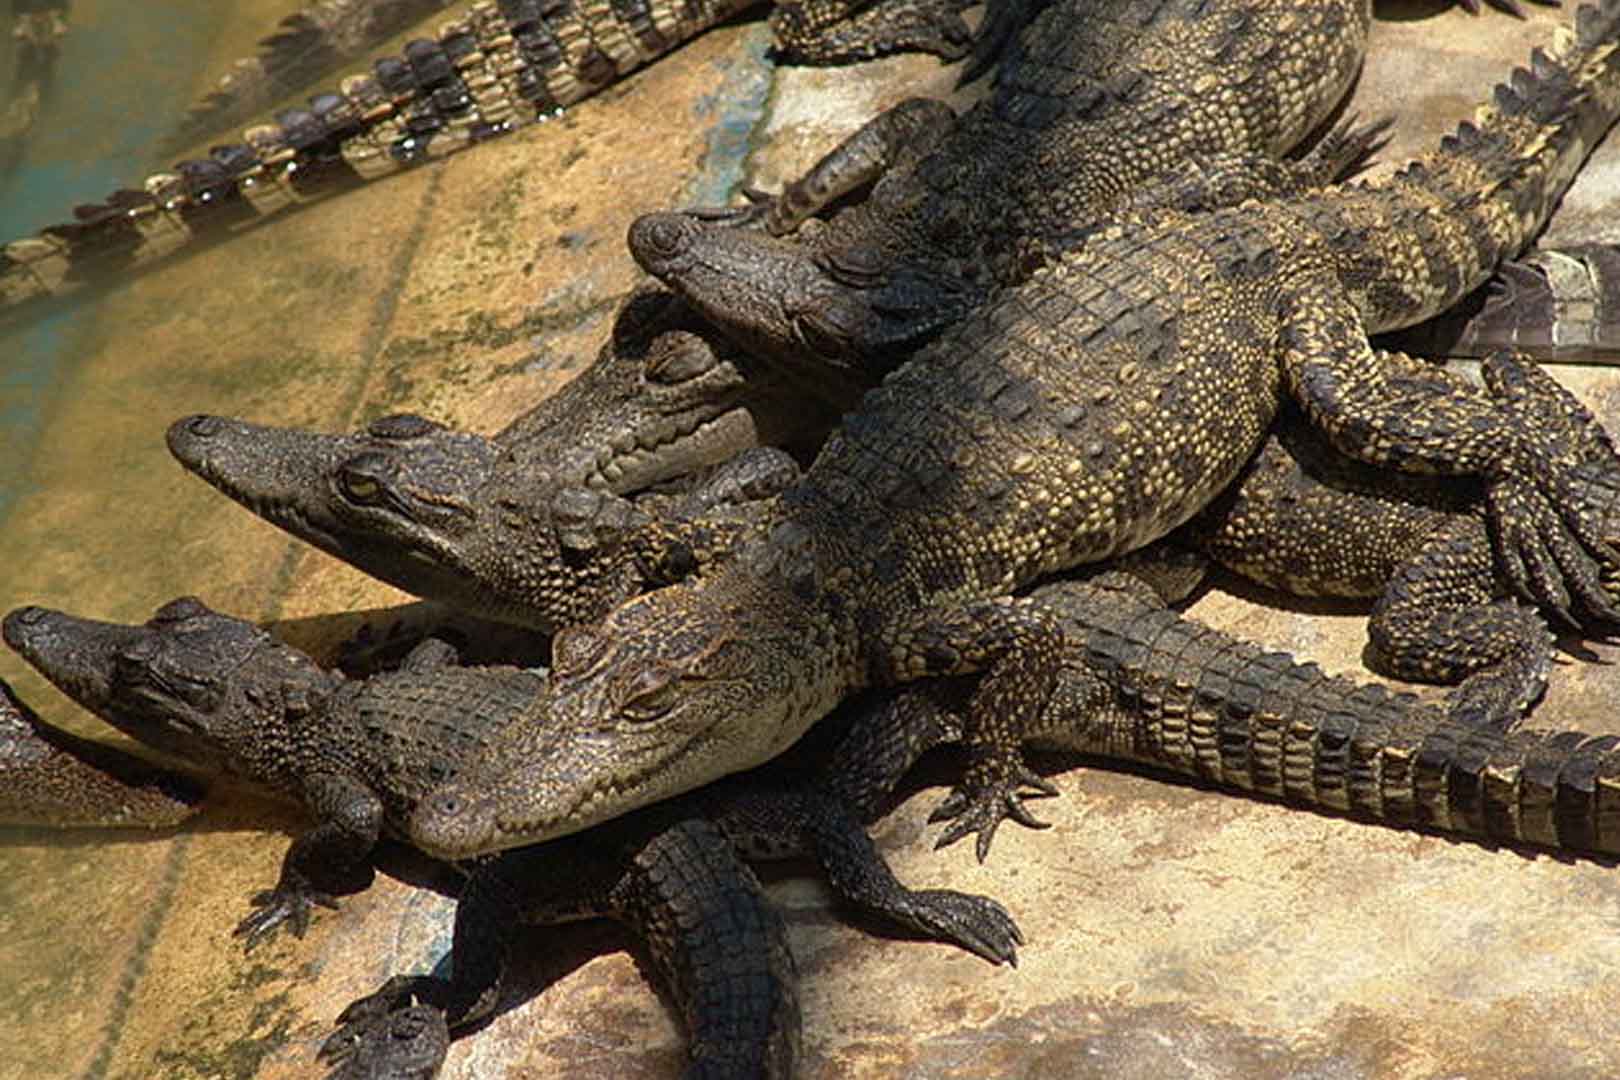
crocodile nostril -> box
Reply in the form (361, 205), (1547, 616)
(179, 415), (224, 438)
(627, 213), (692, 270)
(2, 606), (48, 650)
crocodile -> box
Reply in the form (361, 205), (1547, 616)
(402, 3), (1620, 858)
(631, 0), (1392, 378)
(164, 0), (460, 151)
(0, 677), (202, 829)
(417, 570), (1620, 863)
(167, 291), (1620, 735)
(0, 594), (1018, 956)
(0, 0), (975, 322)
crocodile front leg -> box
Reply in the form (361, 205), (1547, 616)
(873, 594), (1069, 861)
(235, 772), (384, 950)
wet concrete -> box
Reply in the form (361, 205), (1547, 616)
(1, 3), (1619, 1078)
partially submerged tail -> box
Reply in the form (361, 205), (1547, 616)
(163, 0), (457, 153)
(0, 0), (757, 323)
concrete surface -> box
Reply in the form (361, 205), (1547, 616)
(1, 3), (1620, 1078)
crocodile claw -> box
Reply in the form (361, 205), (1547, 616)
(1481, 351), (1620, 630)
(320, 978), (448, 1080)
(929, 760), (1058, 862)
(897, 888), (1025, 966)
(233, 885), (340, 951)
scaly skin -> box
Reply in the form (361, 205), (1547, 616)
(412, 5), (1620, 856)
(1385, 242), (1620, 360)
(170, 311), (1620, 723)
(0, 678), (202, 830)
(632, 0), (1378, 374)
(813, 574), (1620, 861)
(164, 286), (838, 635)
(165, 0), (460, 151)
(415, 567), (1620, 864)
(0, 0), (975, 322)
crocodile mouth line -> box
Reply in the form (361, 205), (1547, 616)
(594, 403), (760, 486)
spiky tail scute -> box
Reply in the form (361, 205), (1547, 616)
(164, 0), (458, 153)
(1334, 0), (1620, 332)
(0, 0), (756, 321)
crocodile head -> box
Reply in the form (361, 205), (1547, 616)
(3, 597), (337, 780)
(628, 212), (972, 375)
(511, 285), (837, 491)
(169, 411), (699, 632)
(409, 561), (845, 857)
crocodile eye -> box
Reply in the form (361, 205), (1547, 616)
(336, 454), (391, 506)
(620, 664), (680, 723)
(795, 311), (852, 362)
(553, 624), (608, 676)
(817, 245), (885, 289)
(367, 413), (439, 440)
(150, 596), (209, 625)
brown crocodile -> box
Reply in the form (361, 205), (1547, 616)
(0, 677), (202, 829)
(0, 0), (975, 321)
(403, 3), (1620, 859)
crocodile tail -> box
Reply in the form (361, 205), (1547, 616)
(1382, 244), (1620, 361)
(0, 0), (756, 323)
(163, 0), (457, 154)
(1070, 595), (1620, 858)
(1339, 1), (1620, 331)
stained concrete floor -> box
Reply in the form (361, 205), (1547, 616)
(2, 3), (1620, 1078)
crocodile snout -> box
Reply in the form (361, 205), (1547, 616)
(166, 415), (230, 471)
(2, 606), (49, 649)
(627, 212), (699, 276)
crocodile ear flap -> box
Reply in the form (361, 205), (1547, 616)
(552, 624), (609, 676)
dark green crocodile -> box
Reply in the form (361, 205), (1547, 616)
(0, 0), (976, 320)
(0, 677), (202, 829)
(631, 0), (1385, 377)
(404, 2), (1620, 858)
(166, 296), (1620, 742)
(1, 595), (1020, 1075)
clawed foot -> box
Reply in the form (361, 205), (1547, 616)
(1482, 351), (1620, 629)
(233, 885), (339, 951)
(320, 976), (449, 1080)
(928, 750), (1059, 862)
(895, 888), (1024, 966)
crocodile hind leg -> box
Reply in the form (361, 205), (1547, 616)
(1277, 283), (1620, 627)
